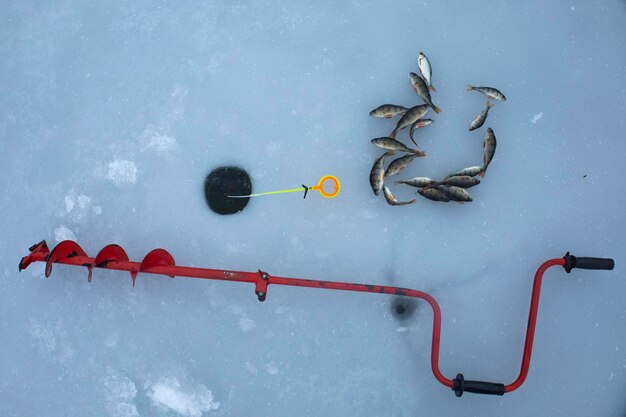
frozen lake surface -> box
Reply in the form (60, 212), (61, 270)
(1, 1), (625, 416)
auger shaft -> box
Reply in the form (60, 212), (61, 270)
(19, 240), (614, 397)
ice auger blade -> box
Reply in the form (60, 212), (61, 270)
(19, 240), (49, 271)
(45, 240), (88, 278)
(138, 248), (176, 284)
(90, 244), (131, 283)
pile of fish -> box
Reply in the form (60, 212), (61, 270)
(368, 52), (505, 206)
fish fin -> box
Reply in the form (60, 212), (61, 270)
(487, 101), (494, 108)
(467, 84), (473, 91)
(432, 105), (442, 114)
(384, 115), (392, 118)
(429, 85), (437, 92)
(478, 168), (486, 177)
(409, 122), (418, 146)
(455, 201), (465, 205)
(414, 150), (426, 157)
(394, 180), (402, 185)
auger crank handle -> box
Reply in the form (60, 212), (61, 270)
(452, 374), (505, 397)
(563, 252), (615, 273)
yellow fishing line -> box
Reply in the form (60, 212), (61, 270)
(228, 175), (340, 199)
(243, 187), (306, 198)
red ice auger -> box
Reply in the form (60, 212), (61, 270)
(19, 240), (615, 397)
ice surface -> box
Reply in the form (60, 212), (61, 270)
(102, 369), (139, 417)
(146, 378), (220, 417)
(1, 1), (626, 416)
(54, 225), (77, 243)
(531, 112), (544, 124)
(106, 160), (138, 185)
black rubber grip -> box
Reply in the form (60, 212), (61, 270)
(563, 252), (615, 273)
(574, 257), (615, 270)
(453, 374), (505, 397)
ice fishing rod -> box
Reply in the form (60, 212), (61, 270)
(228, 175), (340, 199)
(19, 240), (614, 397)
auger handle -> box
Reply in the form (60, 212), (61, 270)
(453, 374), (505, 397)
(563, 252), (615, 273)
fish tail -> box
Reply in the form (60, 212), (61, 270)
(389, 129), (397, 139)
(429, 85), (437, 92)
(431, 104), (442, 114)
(467, 84), (474, 91)
(487, 101), (494, 108)
(479, 167), (486, 177)
(413, 149), (426, 157)
(394, 180), (403, 185)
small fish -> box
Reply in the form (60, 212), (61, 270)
(469, 101), (493, 131)
(480, 128), (497, 177)
(385, 154), (419, 177)
(417, 187), (451, 202)
(441, 176), (481, 188)
(418, 52), (436, 91)
(437, 185), (473, 204)
(371, 137), (425, 156)
(409, 118), (434, 147)
(369, 104), (409, 119)
(383, 186), (416, 206)
(444, 166), (483, 180)
(467, 85), (506, 101)
(409, 72), (442, 114)
(369, 152), (389, 196)
(395, 176), (437, 188)
(390, 104), (430, 138)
